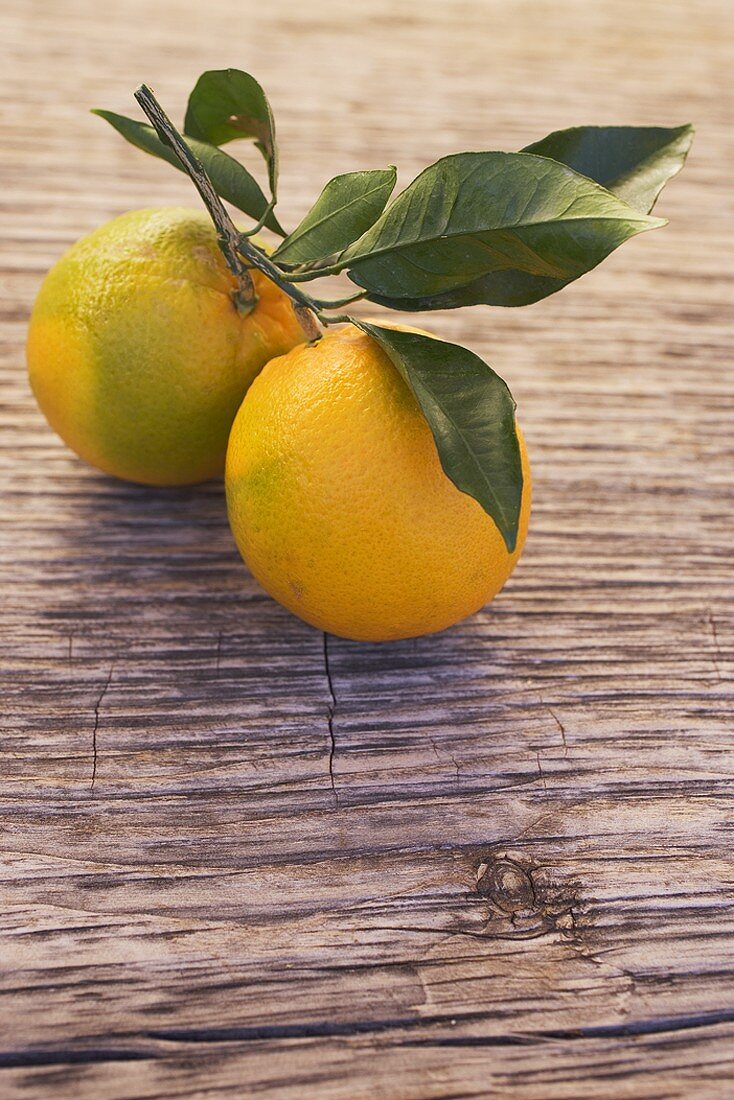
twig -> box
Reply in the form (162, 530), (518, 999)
(134, 84), (360, 341)
(134, 84), (257, 315)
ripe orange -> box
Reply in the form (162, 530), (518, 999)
(226, 324), (531, 641)
(27, 207), (305, 485)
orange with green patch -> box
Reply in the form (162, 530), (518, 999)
(27, 207), (305, 485)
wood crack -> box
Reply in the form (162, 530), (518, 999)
(4, 1006), (734, 1068)
(545, 703), (568, 756)
(707, 606), (724, 682)
(323, 632), (339, 808)
(404, 1007), (734, 1046)
(3, 984), (733, 1067)
(535, 751), (548, 792)
(0, 1048), (149, 1069)
(89, 663), (114, 791)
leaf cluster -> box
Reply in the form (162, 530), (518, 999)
(96, 70), (692, 552)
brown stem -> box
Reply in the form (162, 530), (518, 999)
(134, 84), (257, 315)
(134, 85), (353, 343)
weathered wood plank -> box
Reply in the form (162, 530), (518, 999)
(1, 0), (733, 1096)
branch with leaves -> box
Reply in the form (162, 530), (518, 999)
(95, 69), (693, 551)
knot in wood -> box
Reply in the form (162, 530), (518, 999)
(476, 856), (535, 914)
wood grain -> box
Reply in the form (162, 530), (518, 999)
(1, 0), (733, 1096)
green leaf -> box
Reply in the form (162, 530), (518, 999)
(183, 69), (278, 198)
(340, 151), (664, 310)
(522, 124), (694, 213)
(93, 110), (285, 235)
(272, 168), (397, 267)
(355, 322), (523, 552)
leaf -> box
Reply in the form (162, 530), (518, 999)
(272, 168), (397, 267)
(339, 152), (664, 310)
(386, 129), (693, 308)
(355, 322), (523, 552)
(93, 110), (285, 235)
(522, 124), (694, 214)
(183, 69), (278, 198)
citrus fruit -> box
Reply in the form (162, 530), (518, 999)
(27, 207), (306, 485)
(225, 324), (531, 642)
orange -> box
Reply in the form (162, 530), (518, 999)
(226, 324), (531, 641)
(27, 207), (305, 485)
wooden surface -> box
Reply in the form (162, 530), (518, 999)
(1, 0), (733, 1096)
